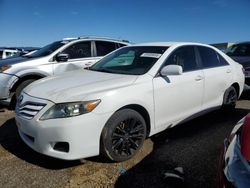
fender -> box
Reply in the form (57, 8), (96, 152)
(15, 69), (51, 78)
(9, 70), (50, 93)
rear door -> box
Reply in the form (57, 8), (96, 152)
(197, 46), (232, 109)
(153, 46), (204, 129)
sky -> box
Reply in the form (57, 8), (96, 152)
(0, 0), (250, 47)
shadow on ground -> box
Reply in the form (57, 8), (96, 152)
(240, 89), (250, 100)
(0, 118), (81, 169)
(0, 104), (5, 112)
(115, 108), (250, 188)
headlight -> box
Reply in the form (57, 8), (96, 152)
(40, 100), (101, 120)
(0, 65), (12, 72)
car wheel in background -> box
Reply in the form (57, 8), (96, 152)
(101, 109), (147, 162)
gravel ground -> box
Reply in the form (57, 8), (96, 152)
(0, 91), (249, 188)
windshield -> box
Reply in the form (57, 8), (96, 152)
(226, 43), (250, 57)
(89, 46), (168, 75)
(26, 41), (68, 58)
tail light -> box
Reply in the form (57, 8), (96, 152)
(240, 113), (250, 161)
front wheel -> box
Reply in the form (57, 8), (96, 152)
(101, 109), (147, 162)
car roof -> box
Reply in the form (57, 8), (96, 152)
(62, 36), (130, 45)
(132, 42), (212, 48)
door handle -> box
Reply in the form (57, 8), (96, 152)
(226, 69), (231, 73)
(195, 75), (203, 81)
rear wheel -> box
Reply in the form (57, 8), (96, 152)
(222, 86), (237, 110)
(101, 109), (147, 162)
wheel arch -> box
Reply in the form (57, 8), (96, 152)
(117, 104), (151, 137)
(10, 74), (45, 92)
(231, 82), (240, 98)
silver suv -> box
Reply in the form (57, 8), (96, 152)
(0, 37), (129, 107)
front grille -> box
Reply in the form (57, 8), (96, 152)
(17, 102), (46, 120)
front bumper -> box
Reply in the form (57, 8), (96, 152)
(15, 92), (112, 160)
(0, 73), (18, 103)
(221, 136), (250, 187)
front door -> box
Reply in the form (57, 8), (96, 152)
(153, 46), (204, 129)
(53, 41), (98, 75)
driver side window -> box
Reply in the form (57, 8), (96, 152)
(62, 42), (91, 59)
(164, 46), (199, 72)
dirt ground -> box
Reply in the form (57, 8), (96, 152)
(0, 105), (154, 188)
(0, 91), (250, 188)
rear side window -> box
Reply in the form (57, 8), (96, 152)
(96, 41), (116, 56)
(0, 50), (3, 58)
(198, 46), (228, 68)
(62, 42), (91, 59)
(164, 46), (198, 72)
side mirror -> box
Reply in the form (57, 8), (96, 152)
(56, 53), (69, 62)
(160, 65), (183, 76)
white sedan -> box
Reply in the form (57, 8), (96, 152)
(15, 42), (245, 161)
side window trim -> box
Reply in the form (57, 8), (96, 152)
(194, 46), (203, 69)
(91, 40), (96, 57)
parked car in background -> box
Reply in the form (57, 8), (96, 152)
(9, 47), (41, 58)
(2, 47), (40, 60)
(15, 42), (244, 162)
(0, 48), (19, 59)
(225, 42), (250, 89)
(219, 113), (250, 188)
(0, 37), (130, 107)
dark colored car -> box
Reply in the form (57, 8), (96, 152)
(219, 113), (250, 187)
(225, 42), (250, 89)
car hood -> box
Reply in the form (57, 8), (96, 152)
(230, 56), (250, 68)
(0, 56), (33, 66)
(24, 69), (138, 103)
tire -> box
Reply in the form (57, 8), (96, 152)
(222, 86), (237, 110)
(101, 109), (147, 162)
(15, 79), (36, 99)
